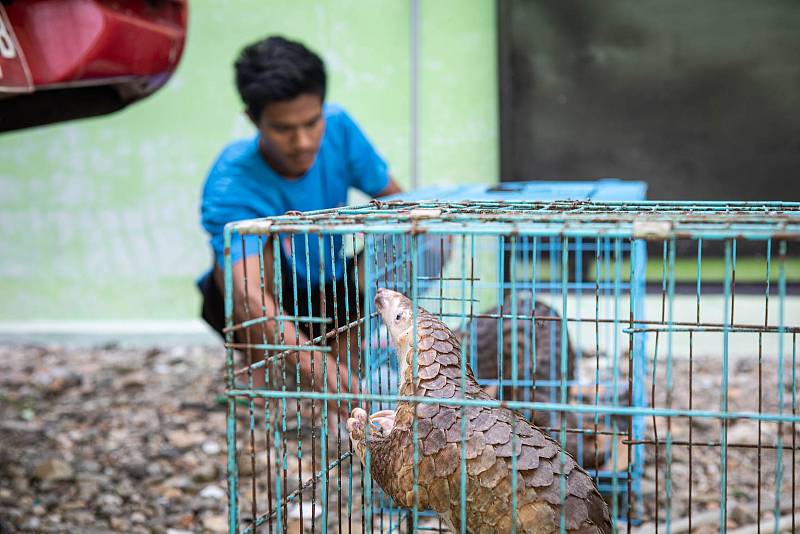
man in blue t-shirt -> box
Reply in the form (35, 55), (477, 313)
(198, 36), (401, 414)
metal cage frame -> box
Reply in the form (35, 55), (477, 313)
(222, 200), (800, 534)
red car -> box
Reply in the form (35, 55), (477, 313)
(0, 0), (187, 132)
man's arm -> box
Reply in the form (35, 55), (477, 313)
(213, 244), (353, 402)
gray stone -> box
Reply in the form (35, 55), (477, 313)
(201, 441), (221, 455)
(115, 478), (135, 498)
(163, 475), (195, 490)
(32, 458), (74, 482)
(203, 514), (228, 533)
(0, 488), (16, 505)
(167, 430), (205, 449)
(190, 463), (218, 483)
(21, 516), (41, 531)
(198, 485), (225, 500)
(77, 479), (101, 500)
(79, 459), (102, 473)
(122, 460), (148, 479)
(11, 474), (29, 493)
(190, 496), (219, 511)
(109, 517), (131, 531)
(70, 510), (96, 526)
(146, 462), (164, 477)
(95, 493), (124, 517)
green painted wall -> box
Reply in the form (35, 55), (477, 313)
(0, 1), (497, 321)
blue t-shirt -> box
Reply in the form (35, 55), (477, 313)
(200, 103), (389, 287)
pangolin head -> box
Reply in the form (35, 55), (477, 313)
(374, 288), (415, 343)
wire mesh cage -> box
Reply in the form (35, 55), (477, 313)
(222, 200), (800, 533)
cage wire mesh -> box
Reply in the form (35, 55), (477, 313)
(223, 200), (800, 533)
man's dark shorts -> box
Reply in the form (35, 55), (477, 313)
(199, 257), (364, 342)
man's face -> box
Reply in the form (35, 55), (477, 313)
(254, 93), (325, 178)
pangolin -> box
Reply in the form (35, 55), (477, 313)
(465, 292), (576, 399)
(347, 288), (612, 533)
(463, 292), (615, 468)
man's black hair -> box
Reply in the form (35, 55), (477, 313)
(235, 36), (326, 121)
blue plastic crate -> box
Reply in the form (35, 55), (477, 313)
(382, 178), (647, 203)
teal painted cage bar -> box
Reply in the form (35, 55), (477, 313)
(223, 200), (800, 533)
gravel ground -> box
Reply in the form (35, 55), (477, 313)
(0, 345), (230, 534)
(1, 344), (798, 533)
(634, 354), (800, 532)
